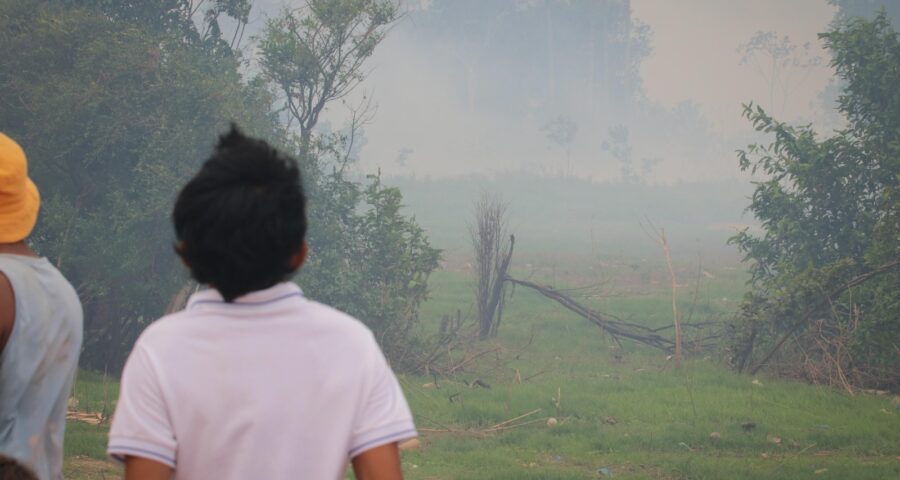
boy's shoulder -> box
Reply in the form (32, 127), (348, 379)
(136, 295), (377, 350)
(285, 298), (376, 343)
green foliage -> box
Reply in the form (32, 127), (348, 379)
(283, 132), (440, 367)
(258, 0), (439, 367)
(300, 170), (440, 369)
(66, 0), (252, 50)
(0, 0), (281, 370)
(354, 176), (440, 337)
(729, 13), (900, 388)
(830, 1), (900, 28)
(2, 0), (438, 372)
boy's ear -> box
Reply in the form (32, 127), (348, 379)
(173, 241), (191, 269)
(289, 241), (309, 271)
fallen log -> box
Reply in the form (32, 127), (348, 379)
(506, 277), (719, 353)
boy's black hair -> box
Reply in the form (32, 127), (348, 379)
(0, 454), (38, 480)
(173, 125), (307, 302)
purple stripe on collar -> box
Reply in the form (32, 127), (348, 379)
(189, 291), (303, 308)
(186, 283), (304, 310)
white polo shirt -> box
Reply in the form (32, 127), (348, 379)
(107, 282), (416, 479)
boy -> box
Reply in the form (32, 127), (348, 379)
(107, 126), (416, 479)
(0, 132), (83, 480)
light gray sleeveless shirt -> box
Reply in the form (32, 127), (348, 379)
(0, 254), (82, 480)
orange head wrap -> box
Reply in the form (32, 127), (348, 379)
(0, 132), (40, 243)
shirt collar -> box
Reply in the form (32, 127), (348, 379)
(186, 282), (304, 310)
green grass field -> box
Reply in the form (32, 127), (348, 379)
(62, 263), (899, 479)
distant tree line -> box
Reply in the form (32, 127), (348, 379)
(0, 0), (439, 372)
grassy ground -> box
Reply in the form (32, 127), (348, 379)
(62, 263), (899, 479)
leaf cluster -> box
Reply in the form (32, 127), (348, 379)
(299, 137), (441, 368)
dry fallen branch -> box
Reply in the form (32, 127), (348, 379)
(522, 370), (547, 382)
(488, 408), (542, 430)
(414, 323), (537, 382)
(66, 410), (104, 425)
(418, 408), (546, 437)
(507, 277), (720, 353)
(489, 417), (548, 432)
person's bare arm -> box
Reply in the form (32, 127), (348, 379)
(124, 456), (173, 480)
(351, 442), (404, 480)
(0, 272), (14, 356)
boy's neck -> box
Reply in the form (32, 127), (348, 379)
(0, 240), (39, 258)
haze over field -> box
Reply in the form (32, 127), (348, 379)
(246, 0), (841, 181)
(221, 1), (860, 262)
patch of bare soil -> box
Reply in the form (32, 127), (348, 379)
(63, 456), (121, 480)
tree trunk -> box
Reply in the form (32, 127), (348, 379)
(485, 235), (515, 338)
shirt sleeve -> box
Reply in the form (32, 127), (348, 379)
(348, 339), (417, 458)
(107, 343), (177, 469)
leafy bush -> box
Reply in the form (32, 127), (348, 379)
(729, 13), (900, 390)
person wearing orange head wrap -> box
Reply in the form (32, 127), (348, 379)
(0, 132), (83, 480)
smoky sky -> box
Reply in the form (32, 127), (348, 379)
(242, 0), (840, 182)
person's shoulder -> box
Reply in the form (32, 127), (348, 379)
(131, 308), (196, 348)
(138, 299), (377, 342)
(302, 300), (377, 345)
(42, 260), (84, 319)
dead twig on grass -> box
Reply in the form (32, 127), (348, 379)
(488, 417), (547, 432)
(487, 408), (542, 430)
(522, 370), (547, 382)
(419, 409), (546, 437)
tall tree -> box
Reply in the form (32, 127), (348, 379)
(541, 116), (579, 176)
(259, 0), (396, 153)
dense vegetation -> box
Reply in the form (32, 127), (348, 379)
(0, 0), (438, 372)
(729, 13), (900, 390)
